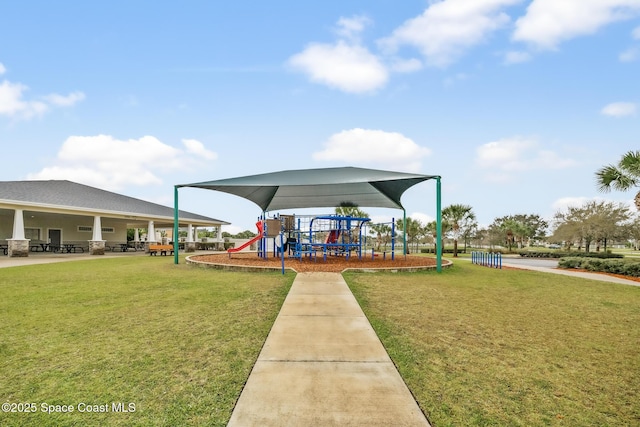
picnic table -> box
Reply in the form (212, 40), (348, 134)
(112, 243), (132, 252)
(61, 243), (83, 253)
(29, 243), (52, 252)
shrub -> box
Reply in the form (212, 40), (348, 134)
(622, 263), (640, 277)
(558, 257), (585, 269)
(559, 257), (640, 278)
(602, 260), (627, 275)
(520, 251), (562, 258)
(521, 251), (623, 259)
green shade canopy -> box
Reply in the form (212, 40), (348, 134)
(178, 167), (438, 211)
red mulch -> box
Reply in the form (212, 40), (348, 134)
(501, 264), (640, 282)
(568, 268), (640, 283)
(189, 252), (440, 273)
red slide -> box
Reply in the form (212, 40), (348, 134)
(227, 221), (263, 253)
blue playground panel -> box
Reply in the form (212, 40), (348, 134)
(253, 213), (398, 265)
(292, 215), (371, 261)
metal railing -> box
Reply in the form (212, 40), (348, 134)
(471, 251), (502, 269)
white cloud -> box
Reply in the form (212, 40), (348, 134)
(335, 16), (372, 42)
(443, 72), (469, 87)
(0, 80), (49, 119)
(619, 47), (639, 62)
(288, 40), (388, 94)
(476, 137), (577, 174)
(27, 134), (219, 191)
(288, 15), (389, 94)
(410, 212), (435, 225)
(182, 138), (218, 160)
(0, 71), (84, 120)
(379, 0), (519, 67)
(43, 91), (86, 107)
(601, 101), (637, 117)
(367, 214), (394, 226)
(621, 26), (640, 62)
(549, 196), (636, 215)
(390, 58), (423, 73)
(503, 50), (532, 64)
(312, 128), (431, 172)
(513, 0), (640, 49)
(551, 196), (601, 212)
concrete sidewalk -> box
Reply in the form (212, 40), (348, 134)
(501, 261), (640, 287)
(228, 272), (430, 426)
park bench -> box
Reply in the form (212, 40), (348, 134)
(149, 244), (174, 256)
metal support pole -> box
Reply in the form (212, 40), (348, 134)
(391, 218), (395, 261)
(436, 176), (442, 272)
(280, 233), (285, 275)
(403, 209), (407, 258)
(173, 186), (179, 265)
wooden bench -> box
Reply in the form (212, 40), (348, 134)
(149, 244), (174, 256)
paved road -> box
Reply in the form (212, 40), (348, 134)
(500, 257), (640, 287)
(460, 256), (639, 287)
(501, 256), (558, 269)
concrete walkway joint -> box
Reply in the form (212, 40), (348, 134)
(228, 272), (430, 426)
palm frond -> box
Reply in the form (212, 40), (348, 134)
(619, 150), (640, 176)
(595, 164), (637, 192)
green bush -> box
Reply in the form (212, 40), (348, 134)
(582, 258), (605, 271)
(559, 257), (640, 278)
(602, 259), (627, 274)
(558, 257), (584, 269)
(521, 251), (623, 259)
(622, 263), (640, 277)
(520, 251), (563, 258)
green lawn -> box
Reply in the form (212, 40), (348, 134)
(3, 257), (639, 426)
(0, 256), (294, 426)
(345, 263), (640, 426)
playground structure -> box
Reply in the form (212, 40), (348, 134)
(226, 221), (264, 253)
(175, 167), (444, 272)
(228, 213), (399, 264)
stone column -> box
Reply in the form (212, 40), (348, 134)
(217, 225), (223, 250)
(185, 223), (196, 252)
(134, 228), (140, 249)
(145, 220), (157, 253)
(8, 209), (29, 257)
(89, 215), (106, 255)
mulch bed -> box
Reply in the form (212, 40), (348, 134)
(566, 268), (640, 283)
(189, 252), (440, 273)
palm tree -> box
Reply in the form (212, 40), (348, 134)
(442, 204), (476, 257)
(396, 217), (424, 254)
(369, 223), (391, 250)
(596, 150), (640, 210)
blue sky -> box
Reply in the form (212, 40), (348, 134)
(1, 1), (639, 234)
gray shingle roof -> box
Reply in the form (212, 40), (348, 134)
(0, 180), (228, 224)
